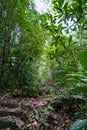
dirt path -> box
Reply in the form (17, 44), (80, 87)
(0, 92), (83, 130)
(0, 92), (57, 130)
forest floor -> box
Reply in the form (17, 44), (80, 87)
(0, 87), (86, 130)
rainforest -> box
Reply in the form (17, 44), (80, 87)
(0, 0), (87, 129)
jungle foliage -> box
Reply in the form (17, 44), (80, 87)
(0, 0), (45, 92)
(40, 0), (87, 129)
(40, 0), (87, 97)
(0, 0), (87, 129)
(0, 0), (87, 99)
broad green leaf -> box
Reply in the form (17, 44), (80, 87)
(69, 35), (72, 45)
(74, 86), (87, 94)
(80, 50), (87, 70)
(69, 119), (87, 130)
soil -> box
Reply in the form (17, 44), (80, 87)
(0, 91), (86, 130)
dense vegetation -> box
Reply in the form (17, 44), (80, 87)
(41, 0), (87, 97)
(0, 0), (45, 91)
(0, 0), (87, 129)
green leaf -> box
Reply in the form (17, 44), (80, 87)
(47, 104), (54, 111)
(58, 0), (64, 6)
(70, 119), (87, 130)
(80, 50), (87, 70)
(69, 35), (72, 45)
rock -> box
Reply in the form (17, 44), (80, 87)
(47, 114), (62, 126)
(20, 102), (35, 112)
(0, 119), (22, 129)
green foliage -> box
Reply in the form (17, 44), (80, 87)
(0, 0), (45, 94)
(47, 104), (54, 111)
(70, 119), (87, 130)
(21, 85), (42, 97)
(40, 0), (87, 95)
(40, 2), (87, 130)
(66, 72), (87, 95)
(80, 50), (87, 70)
(0, 0), (87, 99)
(12, 85), (42, 98)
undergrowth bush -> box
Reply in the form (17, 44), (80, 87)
(12, 85), (42, 98)
(22, 85), (42, 97)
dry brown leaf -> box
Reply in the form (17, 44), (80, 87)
(32, 119), (38, 126)
(6, 128), (11, 130)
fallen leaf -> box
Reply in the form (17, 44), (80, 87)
(6, 128), (11, 130)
